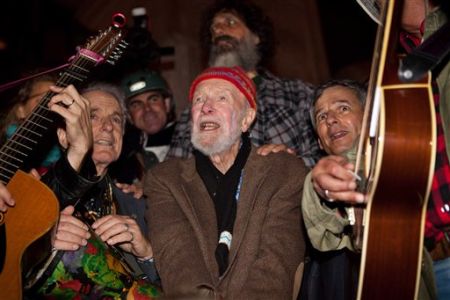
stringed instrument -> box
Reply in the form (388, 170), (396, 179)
(355, 0), (435, 299)
(0, 14), (127, 300)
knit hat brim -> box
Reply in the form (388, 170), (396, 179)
(189, 66), (257, 109)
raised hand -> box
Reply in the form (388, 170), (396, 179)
(48, 85), (92, 171)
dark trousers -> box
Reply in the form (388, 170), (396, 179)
(300, 248), (360, 300)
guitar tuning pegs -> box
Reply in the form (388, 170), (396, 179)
(118, 41), (129, 49)
(111, 49), (123, 55)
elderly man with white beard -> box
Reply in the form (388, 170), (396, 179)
(145, 66), (307, 299)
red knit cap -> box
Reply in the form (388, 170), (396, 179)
(189, 66), (257, 109)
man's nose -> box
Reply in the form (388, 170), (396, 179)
(326, 111), (338, 126)
(211, 22), (226, 37)
(201, 99), (214, 114)
(101, 117), (113, 131)
(144, 100), (155, 112)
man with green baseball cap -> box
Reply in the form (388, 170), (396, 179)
(121, 69), (176, 171)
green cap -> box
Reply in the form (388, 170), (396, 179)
(121, 70), (171, 99)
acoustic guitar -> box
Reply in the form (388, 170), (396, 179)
(355, 0), (435, 299)
(0, 14), (127, 300)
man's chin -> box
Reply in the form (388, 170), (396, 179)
(209, 52), (241, 68)
(143, 125), (165, 135)
(215, 42), (235, 52)
(192, 137), (226, 156)
(194, 145), (220, 156)
(328, 142), (350, 156)
(92, 155), (116, 166)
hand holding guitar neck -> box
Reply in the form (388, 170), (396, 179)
(48, 85), (93, 172)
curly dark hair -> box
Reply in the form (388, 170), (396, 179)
(200, 0), (275, 68)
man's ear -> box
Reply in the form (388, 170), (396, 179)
(241, 108), (256, 132)
(15, 105), (26, 121)
(251, 32), (260, 46)
(56, 128), (69, 150)
(126, 111), (135, 125)
(318, 138), (324, 150)
(164, 97), (171, 114)
(123, 99), (134, 125)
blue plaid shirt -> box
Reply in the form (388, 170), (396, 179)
(167, 69), (320, 168)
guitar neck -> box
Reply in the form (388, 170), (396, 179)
(0, 56), (97, 184)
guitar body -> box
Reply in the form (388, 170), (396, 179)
(358, 81), (435, 300)
(357, 1), (435, 299)
(0, 171), (59, 300)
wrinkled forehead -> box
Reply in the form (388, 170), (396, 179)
(212, 10), (248, 26)
(83, 90), (124, 114)
(315, 86), (362, 112)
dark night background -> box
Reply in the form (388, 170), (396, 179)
(0, 0), (378, 114)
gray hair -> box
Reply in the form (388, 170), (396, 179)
(310, 79), (367, 130)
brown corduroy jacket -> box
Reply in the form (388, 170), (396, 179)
(145, 147), (307, 299)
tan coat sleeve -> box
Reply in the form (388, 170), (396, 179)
(301, 171), (355, 251)
(144, 169), (214, 296)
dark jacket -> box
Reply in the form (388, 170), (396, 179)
(41, 154), (158, 281)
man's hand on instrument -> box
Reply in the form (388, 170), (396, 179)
(0, 183), (14, 213)
(52, 205), (90, 251)
(0, 170), (43, 213)
(92, 214), (153, 260)
(48, 85), (92, 172)
(312, 155), (366, 204)
(29, 168), (41, 180)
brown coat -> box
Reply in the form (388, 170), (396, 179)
(145, 147), (307, 299)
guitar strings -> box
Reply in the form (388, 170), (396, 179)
(0, 27), (124, 185)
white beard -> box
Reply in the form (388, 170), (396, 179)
(191, 111), (245, 156)
(192, 127), (241, 156)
